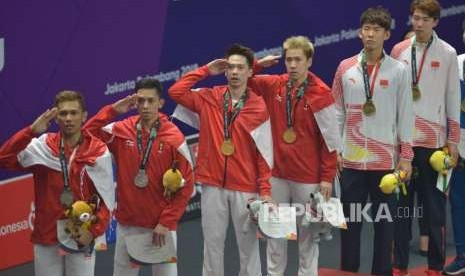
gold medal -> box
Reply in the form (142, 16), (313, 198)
(221, 139), (235, 156)
(412, 85), (421, 101)
(282, 128), (297, 144)
(461, 100), (465, 113)
(363, 100), (376, 116)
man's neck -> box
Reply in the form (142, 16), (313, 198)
(416, 32), (433, 44)
(292, 74), (308, 88)
(63, 132), (82, 147)
(140, 116), (158, 131)
(364, 48), (383, 65)
(228, 85), (246, 101)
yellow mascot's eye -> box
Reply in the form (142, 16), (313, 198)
(79, 213), (91, 222)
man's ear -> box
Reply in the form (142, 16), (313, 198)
(307, 57), (313, 69)
(247, 68), (253, 78)
(384, 30), (391, 41)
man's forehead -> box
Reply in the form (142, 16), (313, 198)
(413, 9), (432, 18)
(138, 94), (156, 98)
(362, 23), (383, 28)
(285, 48), (306, 58)
(227, 55), (247, 64)
(137, 89), (158, 97)
(57, 101), (81, 110)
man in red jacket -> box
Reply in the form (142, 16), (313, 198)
(169, 44), (273, 276)
(85, 78), (194, 276)
(249, 36), (341, 276)
(0, 91), (114, 276)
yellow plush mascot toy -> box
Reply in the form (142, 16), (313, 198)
(64, 198), (97, 247)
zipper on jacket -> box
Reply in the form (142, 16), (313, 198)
(222, 156), (229, 188)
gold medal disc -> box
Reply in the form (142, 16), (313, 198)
(282, 128), (297, 144)
(412, 86), (421, 101)
(363, 100), (376, 116)
(221, 139), (235, 156)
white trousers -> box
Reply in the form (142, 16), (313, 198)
(266, 177), (320, 276)
(201, 185), (261, 276)
(34, 243), (95, 276)
(113, 223), (177, 276)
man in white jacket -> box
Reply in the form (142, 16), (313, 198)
(391, 1), (461, 275)
(443, 18), (465, 276)
(332, 6), (414, 275)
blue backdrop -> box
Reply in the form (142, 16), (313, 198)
(1, 0), (465, 180)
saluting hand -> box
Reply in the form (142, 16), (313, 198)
(207, 59), (228, 75)
(257, 55), (281, 68)
(31, 108), (58, 135)
(112, 94), (138, 115)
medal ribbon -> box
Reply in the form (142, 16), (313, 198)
(136, 119), (159, 170)
(223, 89), (248, 140)
(59, 135), (80, 192)
(361, 51), (383, 101)
(411, 36), (433, 87)
(285, 78), (308, 128)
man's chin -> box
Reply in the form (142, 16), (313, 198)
(288, 75), (299, 83)
(61, 129), (80, 137)
(140, 114), (155, 122)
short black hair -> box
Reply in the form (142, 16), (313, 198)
(360, 6), (392, 31)
(135, 78), (163, 98)
(225, 44), (254, 68)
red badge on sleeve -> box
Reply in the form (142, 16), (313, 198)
(431, 61), (440, 68)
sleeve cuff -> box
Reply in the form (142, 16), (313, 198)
(399, 157), (413, 163)
(447, 140), (459, 145)
(259, 183), (271, 197)
(320, 176), (335, 183)
(158, 218), (177, 230)
(199, 65), (210, 76)
(107, 104), (120, 117)
(400, 143), (414, 161)
(252, 60), (264, 75)
(26, 126), (39, 137)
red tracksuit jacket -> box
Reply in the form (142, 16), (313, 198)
(85, 107), (194, 230)
(249, 70), (339, 184)
(169, 65), (272, 196)
(0, 128), (111, 244)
